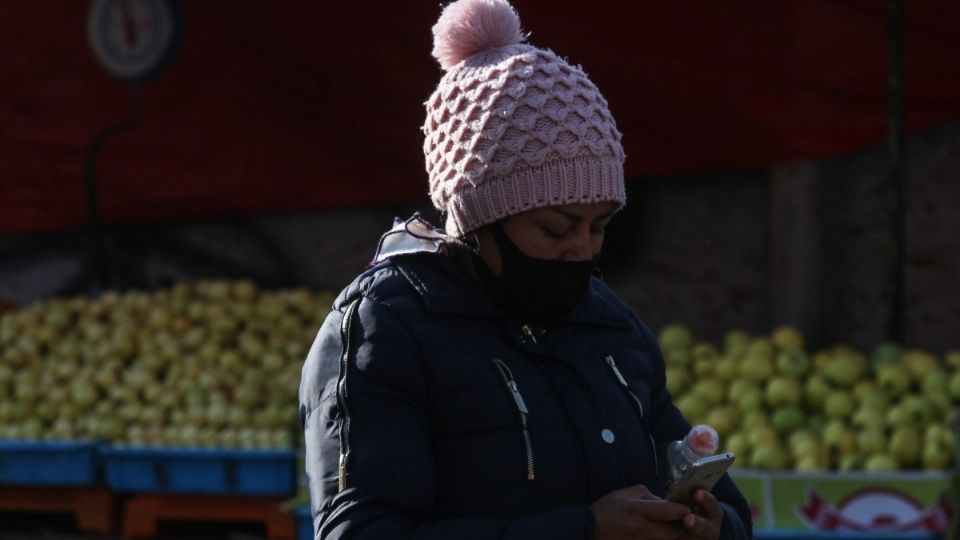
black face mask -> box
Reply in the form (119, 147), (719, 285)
(472, 221), (597, 322)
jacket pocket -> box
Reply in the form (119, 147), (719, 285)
(490, 358), (536, 481)
(336, 298), (361, 492)
(604, 354), (659, 473)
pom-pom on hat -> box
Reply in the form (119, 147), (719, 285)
(423, 0), (626, 237)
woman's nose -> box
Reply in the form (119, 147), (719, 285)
(562, 229), (594, 261)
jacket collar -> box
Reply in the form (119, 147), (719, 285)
(381, 215), (629, 330)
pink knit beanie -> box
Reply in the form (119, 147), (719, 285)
(423, 0), (627, 237)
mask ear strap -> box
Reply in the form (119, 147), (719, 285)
(463, 231), (483, 257)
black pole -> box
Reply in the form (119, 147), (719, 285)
(886, 0), (905, 344)
(82, 85), (142, 292)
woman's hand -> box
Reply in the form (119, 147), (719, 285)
(590, 484), (691, 540)
(677, 489), (724, 540)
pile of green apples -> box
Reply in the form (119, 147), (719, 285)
(661, 324), (959, 472)
(0, 281), (333, 450)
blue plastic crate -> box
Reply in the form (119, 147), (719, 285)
(100, 446), (297, 496)
(296, 506), (313, 540)
(0, 440), (98, 486)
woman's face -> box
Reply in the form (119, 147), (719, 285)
(476, 201), (619, 273)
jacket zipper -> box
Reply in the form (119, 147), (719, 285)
(491, 358), (536, 481)
(604, 355), (659, 473)
(336, 299), (361, 492)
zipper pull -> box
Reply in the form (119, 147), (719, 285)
(493, 358), (529, 413)
(605, 355), (628, 386)
(507, 381), (529, 413)
(521, 324), (538, 344)
(338, 453), (347, 492)
(606, 354), (648, 420)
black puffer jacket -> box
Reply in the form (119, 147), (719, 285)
(299, 222), (752, 540)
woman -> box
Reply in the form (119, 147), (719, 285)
(299, 1), (753, 538)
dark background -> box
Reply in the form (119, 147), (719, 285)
(3, 0), (960, 352)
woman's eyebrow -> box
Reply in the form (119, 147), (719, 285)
(547, 207), (617, 223)
(546, 208), (580, 224)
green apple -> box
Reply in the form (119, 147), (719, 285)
(36, 401), (58, 424)
(21, 418), (43, 440)
(791, 439), (829, 467)
(838, 454), (863, 472)
(927, 393), (952, 420)
(659, 324), (694, 351)
(877, 363), (912, 398)
(899, 395), (934, 424)
(765, 377), (802, 407)
(948, 371), (960, 401)
(746, 338), (775, 361)
(736, 387), (765, 415)
(771, 325), (804, 351)
(750, 441), (789, 470)
(822, 421), (856, 456)
(945, 350), (960, 370)
(888, 426), (922, 467)
(804, 376), (831, 411)
(857, 427), (887, 455)
(903, 349), (940, 382)
(795, 454), (826, 472)
(852, 380), (875, 400)
(742, 411), (771, 432)
(728, 380), (757, 401)
(69, 380), (99, 411)
(724, 330), (751, 359)
(726, 430), (750, 456)
(925, 424), (953, 447)
(692, 358), (715, 378)
(822, 354), (865, 387)
(691, 342), (720, 362)
(851, 408), (886, 430)
(747, 425), (780, 447)
(664, 347), (692, 369)
(228, 407), (247, 428)
(713, 356), (739, 381)
(261, 351), (284, 371)
(665, 367), (691, 396)
(864, 454), (898, 472)
(739, 356), (775, 384)
(691, 380), (725, 406)
(676, 395), (707, 423)
(922, 425), (955, 469)
(706, 406), (740, 438)
(922, 370), (948, 400)
(232, 279), (257, 301)
(857, 388), (890, 412)
(887, 404), (912, 427)
(823, 391), (855, 420)
(775, 349), (810, 378)
(788, 430), (819, 453)
(771, 406), (805, 434)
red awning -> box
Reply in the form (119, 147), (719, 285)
(2, 0), (959, 234)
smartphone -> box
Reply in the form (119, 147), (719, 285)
(665, 452), (735, 505)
